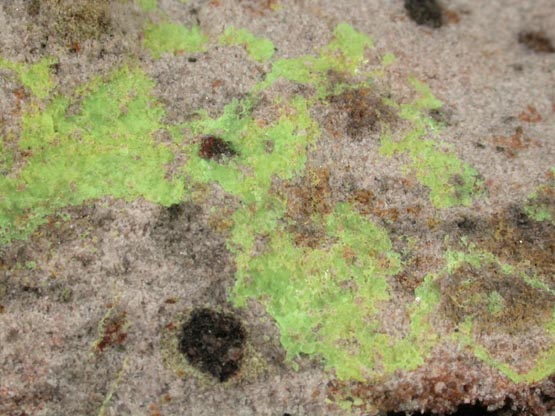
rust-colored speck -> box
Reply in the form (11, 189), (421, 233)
(518, 105), (543, 123)
(492, 126), (540, 157)
(96, 311), (128, 352)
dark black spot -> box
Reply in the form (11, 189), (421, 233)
(387, 400), (511, 415)
(199, 136), (237, 161)
(264, 140), (275, 154)
(429, 108), (451, 125)
(456, 217), (477, 232)
(511, 63), (524, 72)
(404, 0), (443, 28)
(50, 62), (61, 75)
(518, 31), (555, 53)
(179, 308), (246, 382)
(511, 207), (531, 229)
(188, 57), (198, 63)
(167, 203), (183, 221)
(449, 402), (499, 415)
(21, 285), (42, 296)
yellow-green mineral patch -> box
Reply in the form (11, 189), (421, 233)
(180, 95), (319, 204)
(0, 56), (57, 99)
(0, 138), (13, 175)
(144, 23), (208, 58)
(219, 27), (275, 62)
(0, 66), (182, 245)
(232, 203), (402, 380)
(380, 79), (482, 208)
(524, 171), (555, 223)
(250, 24), (481, 208)
(255, 23), (374, 97)
(137, 0), (157, 12)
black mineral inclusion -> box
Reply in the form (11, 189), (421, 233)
(179, 308), (246, 382)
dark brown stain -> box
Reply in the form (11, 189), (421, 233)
(518, 31), (555, 53)
(471, 205), (555, 284)
(198, 136), (237, 161)
(327, 87), (396, 140)
(437, 261), (555, 334)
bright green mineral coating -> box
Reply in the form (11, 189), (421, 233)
(252, 24), (482, 208)
(380, 129), (481, 208)
(219, 26), (275, 62)
(322, 22), (374, 72)
(0, 56), (57, 99)
(231, 203), (404, 380)
(524, 172), (555, 223)
(255, 23), (374, 97)
(0, 66), (183, 245)
(144, 23), (208, 58)
(229, 200), (442, 380)
(181, 95), (319, 204)
(137, 0), (157, 11)
(380, 78), (482, 208)
(486, 291), (505, 315)
(0, 137), (13, 175)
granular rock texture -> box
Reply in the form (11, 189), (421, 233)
(1, 1), (555, 415)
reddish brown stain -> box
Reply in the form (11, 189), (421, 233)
(239, 0), (279, 16)
(198, 136), (237, 161)
(492, 126), (540, 157)
(518, 105), (543, 123)
(279, 167), (333, 248)
(95, 311), (128, 352)
(211, 79), (223, 91)
(443, 9), (460, 25)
